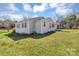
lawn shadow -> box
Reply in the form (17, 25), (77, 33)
(5, 31), (56, 41)
(56, 29), (70, 32)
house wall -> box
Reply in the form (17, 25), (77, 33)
(49, 21), (57, 32)
(15, 18), (57, 34)
(28, 20), (34, 34)
(41, 20), (50, 34)
(15, 21), (30, 34)
(40, 19), (57, 34)
(34, 20), (41, 34)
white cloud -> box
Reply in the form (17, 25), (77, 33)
(8, 4), (19, 11)
(0, 13), (23, 21)
(33, 3), (49, 13)
(22, 4), (32, 12)
(55, 7), (72, 16)
(49, 3), (69, 9)
(32, 15), (38, 18)
(9, 14), (22, 18)
(8, 14), (23, 21)
(49, 3), (74, 16)
(49, 3), (59, 9)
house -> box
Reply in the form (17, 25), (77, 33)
(15, 17), (57, 34)
(0, 23), (6, 29)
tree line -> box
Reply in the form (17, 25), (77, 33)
(0, 19), (15, 31)
(57, 12), (79, 29)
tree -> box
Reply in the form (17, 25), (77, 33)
(59, 12), (77, 29)
(3, 19), (12, 31)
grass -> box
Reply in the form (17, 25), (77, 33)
(0, 29), (79, 56)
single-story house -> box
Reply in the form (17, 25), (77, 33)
(0, 23), (6, 29)
(15, 17), (57, 34)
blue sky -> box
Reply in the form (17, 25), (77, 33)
(0, 3), (79, 21)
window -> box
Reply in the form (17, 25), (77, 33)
(44, 22), (45, 27)
(52, 24), (54, 27)
(25, 22), (27, 28)
(22, 23), (24, 28)
(21, 22), (27, 28)
(49, 24), (51, 29)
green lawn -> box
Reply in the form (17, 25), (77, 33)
(0, 29), (79, 56)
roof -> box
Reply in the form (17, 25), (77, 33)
(17, 17), (54, 23)
(32, 17), (45, 20)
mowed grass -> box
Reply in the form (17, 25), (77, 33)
(0, 29), (79, 56)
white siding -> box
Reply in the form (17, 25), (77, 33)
(15, 17), (57, 34)
(34, 20), (41, 34)
(40, 20), (57, 34)
(15, 21), (30, 34)
(28, 20), (34, 34)
(41, 20), (50, 34)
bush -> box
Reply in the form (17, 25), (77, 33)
(12, 28), (15, 33)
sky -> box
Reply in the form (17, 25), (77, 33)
(0, 3), (79, 21)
